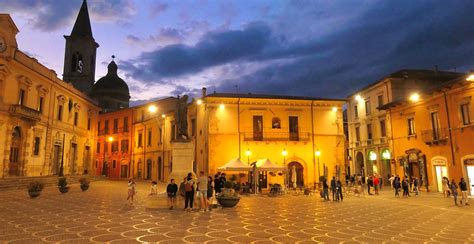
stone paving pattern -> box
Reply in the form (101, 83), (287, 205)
(1, 181), (474, 243)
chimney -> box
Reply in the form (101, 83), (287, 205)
(202, 87), (207, 97)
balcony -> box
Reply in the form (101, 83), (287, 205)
(421, 128), (448, 145)
(243, 132), (310, 142)
(9, 104), (41, 122)
(99, 127), (130, 136)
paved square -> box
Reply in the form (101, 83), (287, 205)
(0, 181), (473, 243)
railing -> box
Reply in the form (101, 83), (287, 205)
(421, 128), (448, 145)
(98, 127), (130, 135)
(9, 104), (41, 122)
(243, 132), (311, 142)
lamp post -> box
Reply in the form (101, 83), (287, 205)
(245, 149), (251, 164)
(282, 149), (288, 188)
(315, 150), (321, 189)
(103, 136), (113, 176)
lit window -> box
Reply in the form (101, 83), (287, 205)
(408, 118), (415, 136)
(461, 103), (471, 125)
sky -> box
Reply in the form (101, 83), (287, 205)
(3, 0), (474, 105)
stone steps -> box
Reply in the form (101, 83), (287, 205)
(0, 175), (105, 191)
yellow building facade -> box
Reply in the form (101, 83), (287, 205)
(385, 74), (474, 194)
(193, 92), (345, 188)
(0, 14), (100, 177)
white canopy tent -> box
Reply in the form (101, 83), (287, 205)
(255, 158), (287, 171)
(218, 158), (253, 171)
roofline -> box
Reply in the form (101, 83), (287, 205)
(205, 93), (345, 102)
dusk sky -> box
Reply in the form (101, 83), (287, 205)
(3, 0), (474, 105)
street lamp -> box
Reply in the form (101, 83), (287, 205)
(148, 104), (157, 113)
(314, 150), (321, 186)
(409, 93), (420, 102)
(245, 149), (251, 164)
(282, 149), (288, 164)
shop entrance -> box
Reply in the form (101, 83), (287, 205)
(435, 166), (447, 192)
(467, 166), (474, 196)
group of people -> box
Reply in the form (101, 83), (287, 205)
(442, 176), (470, 206)
(321, 177), (343, 201)
(388, 175), (419, 197)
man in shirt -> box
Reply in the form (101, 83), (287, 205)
(197, 171), (209, 211)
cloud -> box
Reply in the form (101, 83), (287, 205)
(2, 0), (136, 31)
(121, 22), (272, 81)
(149, 2), (168, 17)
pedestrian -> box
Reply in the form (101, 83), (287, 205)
(184, 173), (195, 211)
(402, 177), (409, 197)
(323, 178), (330, 201)
(409, 177), (413, 193)
(379, 175), (383, 191)
(207, 176), (215, 209)
(197, 171), (209, 212)
(126, 178), (136, 202)
(167, 179), (178, 209)
(220, 173), (227, 191)
(336, 178), (343, 201)
(149, 181), (158, 196)
(450, 179), (458, 206)
(459, 178), (469, 206)
(373, 176), (379, 195)
(330, 177), (337, 201)
(442, 177), (450, 197)
(367, 176), (373, 195)
(413, 177), (419, 196)
(214, 174), (221, 194)
(389, 175), (395, 190)
(394, 176), (400, 197)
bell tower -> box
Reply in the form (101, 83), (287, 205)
(63, 0), (99, 94)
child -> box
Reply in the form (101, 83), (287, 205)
(167, 179), (178, 210)
(127, 178), (136, 202)
(149, 181), (158, 196)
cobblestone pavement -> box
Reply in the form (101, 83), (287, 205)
(1, 181), (474, 243)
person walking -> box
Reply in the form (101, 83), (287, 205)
(394, 176), (401, 197)
(459, 178), (469, 206)
(373, 176), (379, 195)
(442, 177), (450, 197)
(402, 177), (409, 198)
(413, 177), (419, 196)
(450, 179), (458, 206)
(388, 174), (394, 190)
(167, 179), (178, 209)
(214, 174), (221, 194)
(197, 171), (209, 212)
(207, 176), (215, 209)
(323, 178), (330, 201)
(336, 178), (343, 201)
(126, 178), (136, 203)
(184, 173), (195, 211)
(330, 177), (337, 201)
(367, 176), (373, 195)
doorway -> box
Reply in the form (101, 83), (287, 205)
(146, 159), (152, 180)
(356, 152), (364, 177)
(9, 127), (22, 176)
(435, 166), (447, 192)
(258, 171), (267, 189)
(467, 166), (474, 196)
(288, 161), (304, 188)
(52, 145), (61, 175)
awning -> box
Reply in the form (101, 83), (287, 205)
(218, 158), (252, 171)
(256, 158), (287, 171)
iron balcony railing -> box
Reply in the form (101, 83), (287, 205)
(98, 127), (130, 135)
(243, 132), (310, 142)
(421, 128), (448, 145)
(9, 104), (41, 122)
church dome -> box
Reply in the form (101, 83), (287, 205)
(91, 61), (130, 95)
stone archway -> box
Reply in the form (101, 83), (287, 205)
(355, 151), (364, 177)
(288, 161), (304, 188)
(9, 126), (22, 176)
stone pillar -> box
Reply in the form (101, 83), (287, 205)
(169, 140), (195, 182)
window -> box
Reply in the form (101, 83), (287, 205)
(18, 89), (25, 105)
(111, 141), (118, 152)
(104, 120), (109, 134)
(121, 140), (129, 152)
(74, 112), (78, 126)
(408, 118), (415, 136)
(98, 121), (101, 134)
(147, 130), (152, 147)
(431, 112), (440, 140)
(377, 95), (384, 108)
(138, 133), (143, 147)
(87, 118), (91, 131)
(355, 127), (360, 141)
(104, 141), (108, 153)
(38, 96), (44, 113)
(171, 124), (176, 141)
(367, 123), (372, 140)
(380, 120), (387, 137)
(365, 100), (371, 115)
(191, 118), (196, 136)
(354, 105), (359, 119)
(113, 160), (116, 168)
(461, 103), (471, 125)
(96, 142), (100, 153)
(159, 128), (163, 144)
(57, 105), (63, 121)
(272, 117), (281, 129)
(124, 117), (129, 132)
(33, 137), (40, 156)
(113, 119), (118, 133)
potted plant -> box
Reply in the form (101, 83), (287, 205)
(58, 177), (70, 193)
(27, 181), (44, 198)
(79, 177), (90, 191)
(216, 181), (240, 208)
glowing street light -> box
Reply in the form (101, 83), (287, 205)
(108, 136), (114, 142)
(219, 104), (225, 110)
(245, 149), (251, 164)
(467, 74), (474, 81)
(332, 107), (338, 112)
(161, 114), (166, 118)
(409, 93), (420, 102)
(282, 149), (288, 164)
(355, 95), (363, 102)
(196, 99), (203, 105)
(148, 104), (157, 113)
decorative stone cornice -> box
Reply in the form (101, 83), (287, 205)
(36, 85), (49, 95)
(0, 63), (11, 81)
(57, 95), (67, 104)
(17, 75), (32, 88)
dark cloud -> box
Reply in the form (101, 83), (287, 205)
(3, 0), (135, 31)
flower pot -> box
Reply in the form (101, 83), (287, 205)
(216, 197), (240, 208)
(80, 184), (89, 191)
(28, 191), (41, 198)
(59, 186), (70, 193)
